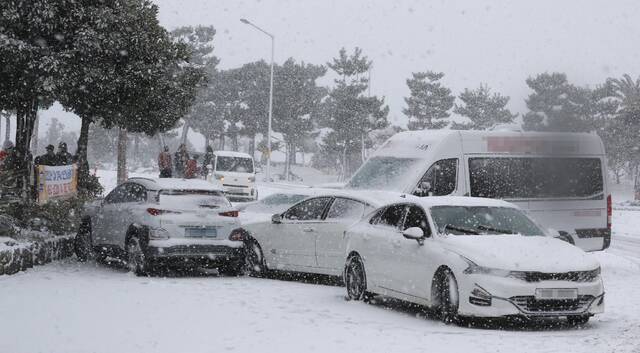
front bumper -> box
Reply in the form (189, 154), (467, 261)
(457, 274), (605, 318)
(222, 185), (256, 200)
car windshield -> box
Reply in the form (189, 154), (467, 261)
(346, 156), (422, 191)
(216, 156), (254, 173)
(430, 206), (543, 236)
(158, 190), (231, 210)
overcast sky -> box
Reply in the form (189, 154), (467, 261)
(26, 0), (640, 139)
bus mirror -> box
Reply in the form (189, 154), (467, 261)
(272, 214), (282, 224)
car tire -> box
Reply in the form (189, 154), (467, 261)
(436, 269), (460, 324)
(74, 219), (94, 262)
(126, 236), (150, 276)
(244, 240), (267, 277)
(345, 255), (372, 302)
(567, 315), (590, 326)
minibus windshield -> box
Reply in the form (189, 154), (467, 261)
(346, 156), (422, 191)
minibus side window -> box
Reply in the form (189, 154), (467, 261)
(414, 158), (458, 197)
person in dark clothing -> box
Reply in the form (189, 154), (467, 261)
(201, 145), (214, 178)
(34, 145), (58, 167)
(174, 143), (189, 178)
(158, 145), (172, 178)
(56, 142), (74, 165)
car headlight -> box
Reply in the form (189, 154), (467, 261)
(148, 227), (170, 240)
(214, 174), (224, 181)
(463, 262), (512, 277)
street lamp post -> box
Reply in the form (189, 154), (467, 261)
(240, 18), (274, 183)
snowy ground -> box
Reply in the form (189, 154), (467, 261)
(1, 171), (639, 353)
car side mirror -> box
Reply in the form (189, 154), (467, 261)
(403, 227), (425, 245)
(272, 214), (282, 224)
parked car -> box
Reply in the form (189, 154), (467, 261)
(241, 190), (406, 277)
(345, 129), (611, 251)
(209, 150), (258, 201)
(74, 177), (247, 276)
(343, 196), (604, 325)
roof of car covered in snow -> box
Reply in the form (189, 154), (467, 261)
(214, 150), (253, 158)
(411, 196), (518, 209)
(127, 177), (223, 192)
(307, 189), (418, 208)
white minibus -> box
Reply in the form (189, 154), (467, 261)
(345, 130), (611, 251)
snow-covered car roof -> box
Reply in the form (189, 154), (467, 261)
(214, 150), (253, 159)
(411, 196), (518, 209)
(127, 177), (223, 192)
(308, 189), (417, 208)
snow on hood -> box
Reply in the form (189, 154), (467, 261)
(440, 235), (599, 272)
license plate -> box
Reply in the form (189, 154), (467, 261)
(184, 227), (217, 238)
(535, 288), (578, 300)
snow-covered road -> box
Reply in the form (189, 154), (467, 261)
(1, 237), (639, 353)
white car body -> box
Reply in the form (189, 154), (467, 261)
(210, 150), (257, 201)
(345, 130), (611, 251)
(345, 196), (604, 320)
(82, 178), (245, 270)
(241, 190), (408, 276)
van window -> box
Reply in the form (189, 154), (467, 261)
(414, 158), (458, 196)
(469, 157), (603, 199)
(215, 156), (254, 173)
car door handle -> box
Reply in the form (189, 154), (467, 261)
(303, 227), (315, 233)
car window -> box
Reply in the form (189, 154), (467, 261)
(403, 205), (431, 236)
(414, 158), (458, 196)
(284, 197), (332, 221)
(123, 183), (147, 203)
(326, 198), (366, 221)
(375, 204), (406, 229)
(368, 208), (386, 225)
(104, 184), (128, 204)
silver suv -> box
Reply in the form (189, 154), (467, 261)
(74, 177), (247, 276)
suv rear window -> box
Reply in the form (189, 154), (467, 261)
(469, 157), (603, 199)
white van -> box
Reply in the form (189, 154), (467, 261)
(345, 130), (611, 251)
(210, 151), (258, 201)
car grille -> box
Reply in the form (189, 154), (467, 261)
(510, 295), (594, 313)
(513, 268), (600, 283)
(162, 245), (231, 255)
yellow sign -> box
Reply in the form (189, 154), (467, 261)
(37, 164), (78, 204)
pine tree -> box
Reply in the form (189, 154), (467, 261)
(403, 72), (454, 130)
(452, 85), (517, 130)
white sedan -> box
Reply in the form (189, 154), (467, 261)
(240, 191), (407, 277)
(344, 196), (604, 325)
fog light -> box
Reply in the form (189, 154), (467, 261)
(469, 285), (492, 306)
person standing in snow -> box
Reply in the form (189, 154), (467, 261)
(201, 145), (214, 178)
(34, 145), (58, 167)
(184, 154), (199, 179)
(0, 140), (13, 169)
(174, 143), (189, 178)
(55, 142), (74, 166)
(158, 146), (172, 178)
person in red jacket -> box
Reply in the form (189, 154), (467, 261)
(158, 146), (172, 178)
(184, 154), (200, 179)
(0, 140), (13, 168)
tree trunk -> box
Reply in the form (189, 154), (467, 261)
(117, 128), (128, 185)
(291, 143), (297, 165)
(4, 113), (9, 143)
(219, 135), (225, 150)
(232, 134), (238, 152)
(204, 136), (209, 151)
(249, 134), (256, 160)
(180, 120), (190, 145)
(361, 132), (366, 163)
(76, 117), (92, 189)
(284, 142), (291, 181)
(31, 112), (39, 154)
(14, 100), (37, 198)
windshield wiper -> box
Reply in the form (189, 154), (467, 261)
(476, 224), (515, 234)
(444, 224), (479, 235)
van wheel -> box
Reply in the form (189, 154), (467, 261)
(345, 255), (372, 302)
(436, 269), (460, 324)
(75, 219), (94, 262)
(126, 236), (150, 276)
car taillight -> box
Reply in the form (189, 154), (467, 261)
(147, 208), (181, 216)
(229, 228), (249, 241)
(607, 194), (612, 230)
(219, 210), (239, 217)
